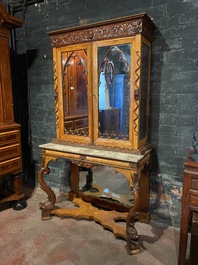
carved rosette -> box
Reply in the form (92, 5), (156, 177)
(51, 20), (142, 47)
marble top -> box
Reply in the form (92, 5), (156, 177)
(39, 142), (144, 163)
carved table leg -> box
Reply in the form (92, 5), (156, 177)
(13, 174), (23, 196)
(86, 168), (93, 190)
(38, 167), (56, 220)
(125, 173), (141, 254)
(68, 162), (80, 200)
(80, 167), (93, 191)
(12, 174), (27, 210)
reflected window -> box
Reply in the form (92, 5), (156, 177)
(61, 49), (88, 136)
(98, 44), (131, 140)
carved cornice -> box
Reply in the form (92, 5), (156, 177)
(50, 20), (142, 47)
(48, 13), (155, 47)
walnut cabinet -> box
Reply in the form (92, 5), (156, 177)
(49, 13), (155, 152)
(38, 13), (156, 254)
(0, 4), (24, 204)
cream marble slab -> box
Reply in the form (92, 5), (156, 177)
(39, 142), (143, 163)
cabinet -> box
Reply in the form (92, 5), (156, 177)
(178, 149), (198, 265)
(38, 13), (156, 254)
(0, 4), (24, 204)
(48, 14), (155, 151)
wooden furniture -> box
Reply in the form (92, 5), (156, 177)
(38, 13), (156, 254)
(99, 108), (120, 133)
(0, 4), (24, 205)
(178, 149), (198, 265)
(189, 211), (198, 265)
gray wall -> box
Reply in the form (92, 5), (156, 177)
(10, 0), (198, 225)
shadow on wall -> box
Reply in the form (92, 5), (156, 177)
(148, 30), (181, 225)
(149, 29), (170, 173)
(149, 169), (182, 227)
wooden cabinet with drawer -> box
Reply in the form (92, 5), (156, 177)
(178, 149), (198, 265)
(0, 124), (22, 177)
(0, 4), (24, 206)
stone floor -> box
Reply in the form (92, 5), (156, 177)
(0, 185), (190, 265)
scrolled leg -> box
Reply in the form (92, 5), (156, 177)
(126, 212), (140, 254)
(38, 167), (56, 220)
(125, 173), (141, 254)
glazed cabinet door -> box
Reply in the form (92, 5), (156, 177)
(93, 37), (134, 150)
(92, 36), (152, 151)
(53, 43), (93, 144)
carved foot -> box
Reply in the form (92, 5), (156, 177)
(41, 208), (52, 220)
(125, 222), (141, 255)
(125, 172), (141, 254)
(38, 167), (56, 221)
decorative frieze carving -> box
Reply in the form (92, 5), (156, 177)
(51, 20), (142, 47)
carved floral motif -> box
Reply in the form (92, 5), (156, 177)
(51, 20), (142, 47)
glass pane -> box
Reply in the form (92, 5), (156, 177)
(62, 49), (88, 136)
(98, 44), (131, 140)
(140, 44), (149, 141)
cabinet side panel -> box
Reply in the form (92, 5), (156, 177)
(0, 73), (4, 123)
(131, 35), (142, 150)
(0, 34), (14, 123)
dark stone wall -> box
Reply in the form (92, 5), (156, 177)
(10, 0), (198, 225)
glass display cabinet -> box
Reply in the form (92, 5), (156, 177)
(48, 16), (153, 151)
(38, 13), (156, 254)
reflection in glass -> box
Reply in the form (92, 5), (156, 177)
(62, 49), (88, 136)
(140, 44), (149, 141)
(79, 166), (133, 207)
(98, 44), (131, 140)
